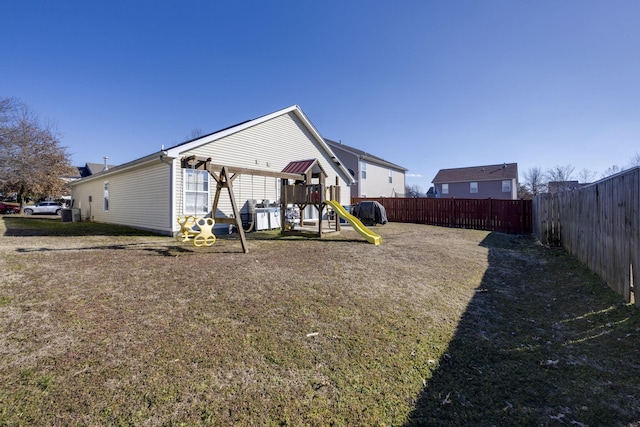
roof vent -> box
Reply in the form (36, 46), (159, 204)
(103, 156), (109, 171)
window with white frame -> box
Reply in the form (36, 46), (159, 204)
(103, 181), (109, 211)
(361, 161), (367, 179)
(388, 169), (393, 183)
(442, 183), (449, 194)
(502, 180), (511, 193)
(470, 182), (478, 193)
(184, 169), (210, 215)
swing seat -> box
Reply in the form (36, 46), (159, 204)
(177, 216), (199, 242)
(177, 216), (217, 247)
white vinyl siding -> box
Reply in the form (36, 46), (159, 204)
(180, 112), (350, 229)
(326, 141), (406, 199)
(357, 161), (405, 197)
(72, 160), (172, 233)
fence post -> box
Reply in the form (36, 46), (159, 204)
(489, 198), (493, 231)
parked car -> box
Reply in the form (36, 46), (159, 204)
(22, 201), (63, 215)
(0, 202), (19, 214)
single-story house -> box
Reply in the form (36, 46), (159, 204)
(431, 163), (519, 200)
(70, 105), (355, 236)
(324, 139), (407, 199)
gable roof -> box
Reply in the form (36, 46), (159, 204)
(165, 105), (353, 184)
(324, 139), (408, 172)
(78, 162), (116, 177)
(72, 105), (355, 185)
(432, 163), (518, 183)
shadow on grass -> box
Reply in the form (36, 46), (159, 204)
(404, 232), (640, 426)
(14, 243), (201, 257)
(2, 216), (160, 237)
(4, 217), (367, 257)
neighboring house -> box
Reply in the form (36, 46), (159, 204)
(432, 163), (519, 200)
(77, 160), (116, 178)
(324, 139), (407, 199)
(70, 105), (355, 236)
(425, 187), (437, 198)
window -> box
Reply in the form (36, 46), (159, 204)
(470, 182), (478, 193)
(502, 180), (511, 192)
(103, 181), (109, 211)
(442, 183), (449, 194)
(184, 169), (210, 215)
(361, 161), (367, 179)
(388, 169), (393, 183)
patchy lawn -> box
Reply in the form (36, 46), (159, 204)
(1, 216), (639, 426)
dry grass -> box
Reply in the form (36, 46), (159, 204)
(1, 216), (639, 426)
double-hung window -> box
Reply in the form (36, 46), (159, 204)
(361, 161), (367, 179)
(184, 169), (210, 215)
(103, 181), (109, 211)
(388, 169), (393, 183)
(470, 182), (478, 193)
(502, 180), (511, 193)
(442, 183), (449, 194)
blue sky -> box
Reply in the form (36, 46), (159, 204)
(2, 1), (639, 191)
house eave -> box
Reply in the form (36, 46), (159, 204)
(325, 139), (408, 172)
(70, 151), (171, 185)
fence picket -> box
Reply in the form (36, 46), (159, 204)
(532, 168), (640, 305)
(351, 197), (532, 234)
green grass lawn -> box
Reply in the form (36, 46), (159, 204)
(1, 217), (639, 426)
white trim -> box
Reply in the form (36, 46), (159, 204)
(103, 181), (109, 211)
(182, 169), (210, 216)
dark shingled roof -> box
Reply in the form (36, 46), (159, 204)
(324, 139), (408, 171)
(432, 163), (518, 183)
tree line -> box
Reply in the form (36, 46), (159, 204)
(520, 154), (640, 199)
(405, 154), (640, 199)
(0, 97), (74, 206)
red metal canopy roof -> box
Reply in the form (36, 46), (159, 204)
(281, 159), (318, 174)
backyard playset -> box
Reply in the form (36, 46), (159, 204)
(178, 155), (381, 252)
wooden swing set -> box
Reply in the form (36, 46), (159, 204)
(179, 155), (342, 253)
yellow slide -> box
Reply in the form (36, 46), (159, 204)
(326, 200), (381, 245)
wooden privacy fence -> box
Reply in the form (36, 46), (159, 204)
(532, 167), (640, 305)
(351, 197), (532, 234)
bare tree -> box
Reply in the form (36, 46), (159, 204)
(545, 164), (575, 192)
(186, 128), (205, 140)
(577, 168), (597, 184)
(0, 98), (75, 205)
(601, 164), (623, 179)
(522, 166), (546, 196)
(517, 183), (532, 199)
(0, 97), (21, 138)
(404, 184), (423, 197)
(546, 164), (575, 182)
(600, 153), (640, 179)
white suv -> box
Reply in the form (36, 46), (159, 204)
(22, 201), (62, 215)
